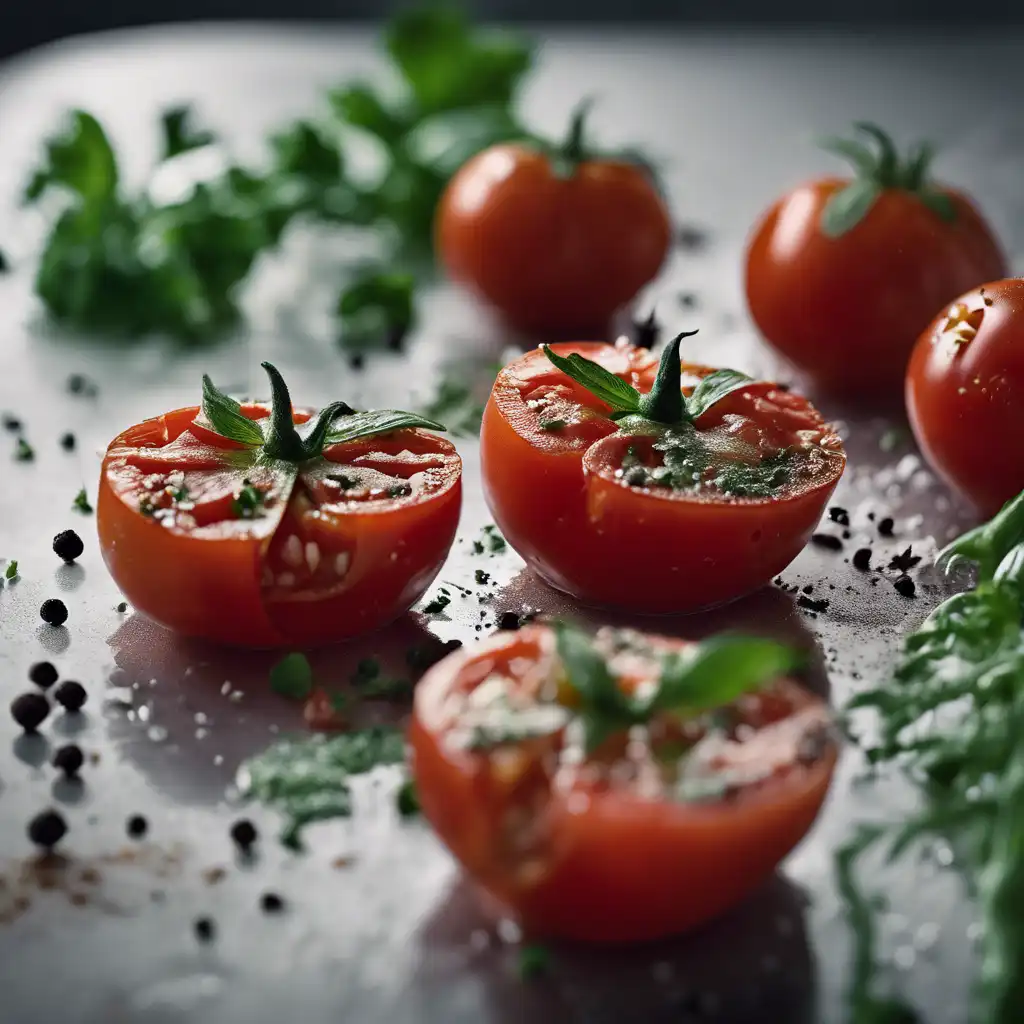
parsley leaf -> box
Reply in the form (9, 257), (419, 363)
(4, 560), (18, 580)
(269, 652), (314, 700)
(72, 488), (93, 514)
(337, 268), (416, 352)
(14, 437), (34, 461)
(160, 105), (216, 160)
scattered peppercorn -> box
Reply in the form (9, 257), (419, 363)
(194, 917), (216, 943)
(115, 601), (128, 613)
(498, 611), (522, 631)
(126, 814), (149, 839)
(52, 529), (84, 563)
(29, 661), (59, 689)
(54, 680), (87, 712)
(474, 570), (491, 586)
(11, 692), (51, 733)
(40, 598), (68, 627)
(801, 584), (814, 595)
(676, 223), (709, 250)
(67, 373), (98, 397)
(894, 575), (917, 598)
(828, 507), (850, 526)
(52, 743), (85, 777)
(28, 809), (67, 850)
(260, 892), (285, 914)
(853, 548), (873, 572)
(60, 432), (76, 451)
(888, 546), (922, 573)
(631, 309), (660, 350)
(2, 413), (22, 432)
(798, 595), (830, 614)
(230, 819), (258, 851)
(810, 533), (843, 552)
(878, 517), (895, 537)
(678, 291), (699, 308)
(348, 352), (365, 371)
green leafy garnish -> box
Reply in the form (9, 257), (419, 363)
(395, 777), (420, 817)
(422, 589), (452, 615)
(518, 944), (550, 979)
(5, 560), (18, 580)
(238, 726), (406, 848)
(200, 376), (266, 446)
(160, 105), (216, 160)
(838, 489), (1024, 1021)
(337, 268), (415, 353)
(324, 409), (445, 447)
(820, 122), (955, 237)
(269, 653), (314, 700)
(14, 437), (34, 461)
(232, 481), (264, 519)
(72, 488), (93, 514)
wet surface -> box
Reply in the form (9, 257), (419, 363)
(0, 22), (1021, 1024)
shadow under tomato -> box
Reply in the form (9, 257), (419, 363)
(410, 870), (816, 1024)
(103, 610), (446, 806)
(494, 571), (832, 702)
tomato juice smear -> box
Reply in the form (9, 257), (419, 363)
(512, 340), (842, 500)
(105, 403), (458, 603)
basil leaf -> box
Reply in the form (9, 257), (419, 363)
(270, 652), (314, 700)
(200, 375), (266, 447)
(161, 105), (216, 161)
(686, 368), (754, 420)
(324, 410), (446, 446)
(937, 489), (1024, 582)
(820, 179), (882, 238)
(541, 346), (641, 414)
(651, 635), (803, 715)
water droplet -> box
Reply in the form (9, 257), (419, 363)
(147, 725), (169, 743)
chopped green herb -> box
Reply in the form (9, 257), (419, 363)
(388, 482), (413, 498)
(518, 944), (550, 979)
(475, 569), (491, 585)
(171, 486), (189, 503)
(5, 560), (18, 580)
(420, 373), (489, 438)
(422, 590), (452, 615)
(538, 417), (567, 431)
(879, 426), (907, 453)
(338, 268), (415, 353)
(160, 105), (216, 160)
(482, 524), (506, 553)
(238, 726), (406, 847)
(72, 487), (93, 514)
(14, 437), (34, 461)
(396, 777), (420, 817)
(269, 652), (314, 700)
(232, 481), (265, 518)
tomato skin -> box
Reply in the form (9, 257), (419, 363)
(745, 178), (1006, 401)
(97, 405), (461, 648)
(480, 343), (845, 614)
(410, 626), (837, 944)
(436, 144), (672, 336)
(906, 279), (1024, 516)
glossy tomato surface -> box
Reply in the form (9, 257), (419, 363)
(746, 179), (1006, 401)
(480, 341), (845, 613)
(411, 624), (838, 943)
(98, 403), (461, 647)
(436, 143), (671, 336)
(906, 278), (1024, 516)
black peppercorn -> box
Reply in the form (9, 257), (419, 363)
(878, 517), (895, 537)
(2, 413), (22, 432)
(54, 680), (87, 712)
(60, 432), (76, 451)
(28, 809), (68, 850)
(260, 892), (285, 914)
(11, 692), (50, 733)
(52, 743), (85, 777)
(28, 661), (59, 689)
(194, 917), (216, 942)
(348, 352), (365, 371)
(852, 548), (872, 572)
(126, 814), (149, 839)
(53, 530), (84, 563)
(810, 533), (843, 552)
(230, 819), (258, 851)
(40, 599), (69, 627)
(498, 611), (522, 631)
(894, 575), (916, 598)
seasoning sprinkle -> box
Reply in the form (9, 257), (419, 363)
(40, 598), (68, 626)
(53, 529), (84, 563)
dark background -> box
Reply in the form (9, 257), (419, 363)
(2, 0), (1024, 62)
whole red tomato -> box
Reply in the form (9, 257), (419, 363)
(906, 278), (1024, 516)
(480, 333), (845, 613)
(98, 363), (460, 647)
(411, 623), (838, 943)
(436, 103), (672, 336)
(746, 123), (1005, 402)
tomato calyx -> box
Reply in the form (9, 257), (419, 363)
(819, 121), (956, 237)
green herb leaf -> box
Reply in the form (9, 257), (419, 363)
(232, 481), (265, 519)
(160, 105), (216, 160)
(652, 636), (803, 715)
(337, 269), (416, 352)
(24, 110), (118, 206)
(324, 409), (446, 446)
(72, 488), (93, 514)
(422, 590), (452, 615)
(200, 376), (266, 447)
(821, 179), (882, 238)
(5, 560), (18, 580)
(937, 489), (1024, 581)
(269, 653), (314, 700)
(270, 120), (342, 184)
(396, 777), (420, 817)
(0, 248), (10, 273)
(518, 944), (550, 979)
(14, 437), (34, 462)
(541, 345), (640, 414)
(329, 84), (410, 145)
(686, 368), (754, 420)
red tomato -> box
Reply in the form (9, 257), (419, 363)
(480, 340), (845, 613)
(98, 403), (461, 648)
(906, 278), (1024, 516)
(410, 624), (837, 943)
(436, 109), (671, 336)
(745, 126), (1005, 402)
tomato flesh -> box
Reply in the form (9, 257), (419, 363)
(411, 625), (837, 943)
(480, 341), (845, 613)
(98, 404), (462, 647)
(906, 278), (1024, 515)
